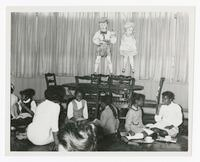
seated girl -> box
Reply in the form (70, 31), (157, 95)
(27, 86), (65, 150)
(125, 93), (153, 139)
(67, 89), (88, 122)
(11, 88), (36, 129)
(93, 95), (119, 137)
(58, 121), (97, 151)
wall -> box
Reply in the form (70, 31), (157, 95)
(11, 76), (188, 110)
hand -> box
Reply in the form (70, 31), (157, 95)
(52, 143), (58, 151)
(164, 125), (174, 130)
(93, 119), (99, 125)
(128, 130), (135, 136)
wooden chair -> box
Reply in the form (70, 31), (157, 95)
(45, 73), (57, 88)
(109, 75), (135, 121)
(109, 75), (135, 103)
(143, 77), (165, 112)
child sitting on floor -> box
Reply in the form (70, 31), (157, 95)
(93, 95), (119, 137)
(11, 88), (37, 130)
(27, 86), (66, 150)
(148, 91), (183, 138)
(58, 121), (97, 151)
(67, 89), (88, 122)
(125, 93), (153, 139)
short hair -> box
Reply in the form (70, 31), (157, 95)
(131, 93), (145, 105)
(44, 85), (66, 102)
(20, 88), (35, 98)
(74, 89), (84, 97)
(162, 91), (175, 100)
(58, 121), (97, 151)
(100, 94), (112, 105)
(99, 17), (109, 24)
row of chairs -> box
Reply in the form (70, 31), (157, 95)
(44, 73), (165, 119)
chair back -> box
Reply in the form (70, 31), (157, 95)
(99, 74), (110, 85)
(109, 75), (135, 102)
(156, 77), (165, 105)
(91, 74), (100, 84)
(75, 75), (91, 84)
(45, 73), (57, 88)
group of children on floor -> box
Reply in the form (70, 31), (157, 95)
(10, 83), (183, 151)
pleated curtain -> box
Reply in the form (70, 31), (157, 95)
(11, 12), (189, 83)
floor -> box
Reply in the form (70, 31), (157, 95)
(10, 113), (188, 152)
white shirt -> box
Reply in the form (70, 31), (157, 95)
(93, 30), (117, 45)
(67, 99), (88, 120)
(154, 102), (183, 128)
(27, 100), (60, 145)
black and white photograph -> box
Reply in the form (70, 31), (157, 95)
(5, 5), (195, 156)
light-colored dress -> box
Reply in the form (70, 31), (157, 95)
(125, 105), (144, 133)
(120, 34), (137, 56)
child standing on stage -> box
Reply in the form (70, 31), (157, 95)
(93, 17), (117, 74)
(120, 22), (138, 73)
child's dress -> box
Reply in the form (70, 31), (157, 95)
(125, 105), (144, 133)
(67, 99), (88, 121)
(120, 35), (137, 56)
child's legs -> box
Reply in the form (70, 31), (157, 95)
(94, 56), (101, 73)
(151, 128), (168, 137)
(105, 55), (113, 73)
(123, 55), (128, 69)
(129, 55), (134, 70)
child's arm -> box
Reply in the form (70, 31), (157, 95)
(110, 31), (117, 44)
(94, 110), (108, 128)
(125, 110), (133, 132)
(12, 103), (20, 118)
(93, 31), (102, 45)
(30, 100), (37, 114)
(52, 131), (59, 151)
(83, 100), (88, 119)
(20, 102), (34, 116)
(67, 102), (74, 120)
(154, 105), (164, 122)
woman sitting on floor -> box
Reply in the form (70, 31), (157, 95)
(58, 121), (97, 151)
(67, 89), (88, 122)
(27, 86), (65, 150)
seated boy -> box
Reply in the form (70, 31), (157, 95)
(149, 91), (183, 138)
(93, 95), (119, 137)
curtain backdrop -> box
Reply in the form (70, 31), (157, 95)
(11, 12), (189, 83)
